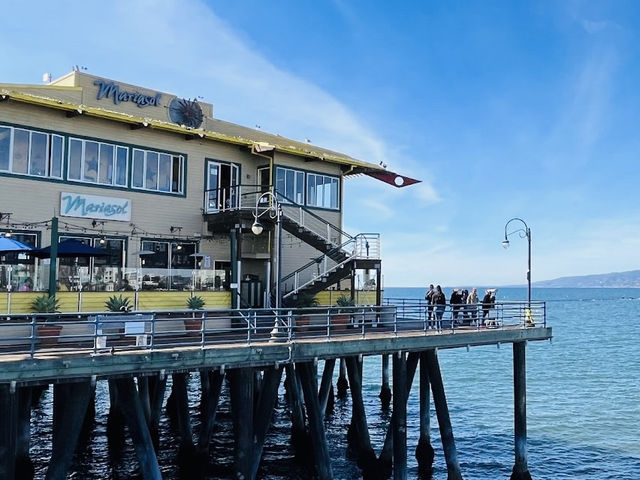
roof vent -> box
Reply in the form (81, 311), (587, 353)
(42, 72), (52, 83)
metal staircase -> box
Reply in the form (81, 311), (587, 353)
(203, 185), (381, 301)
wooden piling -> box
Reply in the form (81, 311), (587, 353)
(247, 366), (283, 480)
(510, 341), (532, 480)
(345, 356), (377, 477)
(392, 352), (408, 480)
(0, 383), (18, 480)
(229, 367), (254, 480)
(148, 374), (167, 449)
(107, 379), (126, 457)
(114, 378), (162, 480)
(319, 358), (336, 416)
(425, 349), (463, 480)
(46, 381), (92, 480)
(197, 370), (225, 452)
(285, 364), (309, 457)
(298, 361), (333, 480)
(378, 352), (419, 477)
(15, 386), (34, 480)
(415, 352), (434, 476)
(380, 354), (392, 410)
(337, 358), (349, 398)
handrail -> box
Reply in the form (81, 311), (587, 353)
(0, 301), (547, 363)
(280, 233), (380, 297)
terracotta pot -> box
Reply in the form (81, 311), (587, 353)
(184, 316), (203, 335)
(37, 324), (63, 346)
(332, 314), (350, 331)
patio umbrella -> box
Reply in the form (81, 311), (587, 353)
(0, 236), (35, 254)
(33, 239), (109, 258)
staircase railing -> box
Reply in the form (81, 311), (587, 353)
(204, 184), (352, 246)
(281, 233), (380, 298)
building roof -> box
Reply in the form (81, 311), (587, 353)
(0, 71), (386, 175)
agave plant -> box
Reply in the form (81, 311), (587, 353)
(30, 295), (60, 314)
(105, 294), (132, 312)
(186, 295), (205, 310)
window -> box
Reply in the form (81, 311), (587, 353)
(68, 138), (128, 187)
(307, 173), (339, 209)
(132, 148), (184, 194)
(0, 126), (63, 179)
(275, 166), (304, 204)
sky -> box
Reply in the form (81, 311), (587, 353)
(1, 0), (640, 287)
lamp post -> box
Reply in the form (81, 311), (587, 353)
(502, 217), (531, 307)
(251, 191), (283, 309)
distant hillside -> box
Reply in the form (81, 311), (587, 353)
(533, 270), (640, 288)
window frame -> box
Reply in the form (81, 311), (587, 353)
(0, 125), (64, 179)
(306, 172), (340, 210)
(275, 166), (305, 204)
(132, 148), (184, 194)
(68, 137), (129, 187)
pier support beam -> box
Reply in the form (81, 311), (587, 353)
(0, 383), (18, 480)
(511, 341), (532, 480)
(425, 349), (463, 480)
(298, 361), (333, 480)
(285, 364), (309, 456)
(415, 352), (434, 477)
(337, 358), (349, 398)
(392, 352), (408, 480)
(379, 352), (419, 478)
(197, 370), (225, 453)
(114, 378), (162, 480)
(247, 366), (283, 480)
(345, 356), (377, 478)
(46, 381), (92, 480)
(230, 367), (254, 480)
(380, 354), (392, 410)
(319, 358), (336, 416)
(148, 373), (167, 449)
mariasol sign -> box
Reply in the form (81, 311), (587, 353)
(60, 192), (131, 221)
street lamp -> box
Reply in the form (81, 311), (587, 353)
(502, 217), (531, 307)
(252, 191), (283, 309)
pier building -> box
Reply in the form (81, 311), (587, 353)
(0, 71), (415, 312)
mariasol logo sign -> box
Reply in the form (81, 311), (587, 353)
(94, 80), (162, 108)
(60, 192), (131, 221)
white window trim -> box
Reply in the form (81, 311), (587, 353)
(306, 172), (340, 210)
(132, 148), (184, 194)
(0, 126), (64, 179)
(68, 137), (129, 187)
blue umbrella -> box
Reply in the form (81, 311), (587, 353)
(33, 239), (109, 258)
(0, 236), (35, 254)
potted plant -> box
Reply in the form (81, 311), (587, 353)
(334, 295), (355, 330)
(105, 294), (132, 313)
(293, 293), (319, 332)
(31, 295), (62, 345)
(185, 295), (205, 334)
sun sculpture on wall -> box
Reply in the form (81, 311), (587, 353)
(169, 97), (204, 128)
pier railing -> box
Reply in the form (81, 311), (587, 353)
(384, 298), (546, 331)
(0, 301), (546, 359)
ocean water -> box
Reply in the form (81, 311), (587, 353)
(28, 287), (640, 479)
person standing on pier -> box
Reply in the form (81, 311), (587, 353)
(482, 289), (496, 323)
(450, 288), (462, 320)
(424, 284), (435, 321)
(467, 287), (479, 322)
(432, 285), (446, 328)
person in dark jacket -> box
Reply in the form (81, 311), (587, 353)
(482, 289), (496, 323)
(450, 289), (462, 320)
(424, 284), (435, 321)
(432, 285), (446, 328)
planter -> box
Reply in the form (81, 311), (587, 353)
(37, 324), (63, 346)
(184, 316), (203, 336)
(332, 314), (350, 331)
(296, 315), (311, 332)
